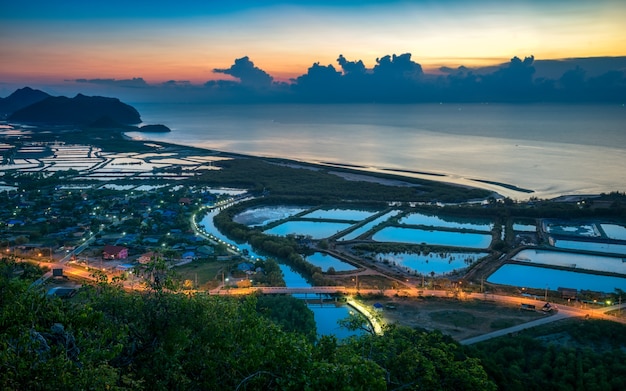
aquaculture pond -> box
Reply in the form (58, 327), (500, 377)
(233, 206), (307, 227)
(374, 251), (488, 276)
(513, 223), (537, 232)
(544, 222), (600, 238)
(264, 221), (353, 240)
(601, 224), (626, 241)
(399, 212), (493, 232)
(305, 252), (357, 272)
(301, 208), (376, 221)
(372, 227), (492, 249)
(512, 248), (626, 275)
(552, 239), (626, 256)
(338, 210), (401, 241)
(487, 264), (626, 294)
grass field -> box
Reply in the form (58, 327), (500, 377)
(172, 261), (227, 289)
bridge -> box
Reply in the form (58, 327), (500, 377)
(211, 286), (351, 295)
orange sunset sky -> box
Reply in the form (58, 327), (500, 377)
(1, 0), (625, 89)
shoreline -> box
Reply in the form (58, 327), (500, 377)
(0, 120), (598, 201)
(128, 134), (543, 200)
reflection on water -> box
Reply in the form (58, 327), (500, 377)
(309, 303), (362, 339)
(305, 252), (356, 272)
(132, 103), (626, 199)
(553, 239), (626, 256)
(234, 206), (307, 227)
(487, 264), (626, 293)
(339, 210), (402, 241)
(372, 227), (492, 249)
(302, 209), (376, 221)
(376, 251), (488, 276)
(265, 221), (354, 239)
(513, 249), (626, 274)
(400, 212), (492, 232)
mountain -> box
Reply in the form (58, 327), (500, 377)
(8, 93), (141, 125)
(0, 87), (50, 116)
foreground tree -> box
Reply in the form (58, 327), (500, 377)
(1, 257), (495, 390)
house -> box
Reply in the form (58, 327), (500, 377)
(181, 251), (195, 261)
(197, 245), (214, 256)
(137, 251), (156, 264)
(102, 245), (128, 260)
(179, 197), (192, 205)
(237, 262), (255, 273)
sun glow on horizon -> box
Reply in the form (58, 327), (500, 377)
(0, 1), (625, 87)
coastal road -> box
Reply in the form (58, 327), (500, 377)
(460, 295), (626, 345)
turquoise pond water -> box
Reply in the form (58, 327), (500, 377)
(513, 249), (626, 275)
(552, 239), (626, 256)
(265, 221), (354, 239)
(338, 210), (402, 241)
(233, 206), (307, 227)
(301, 208), (377, 221)
(305, 252), (357, 272)
(601, 224), (626, 240)
(399, 212), (492, 232)
(372, 227), (492, 249)
(375, 251), (488, 276)
(487, 263), (626, 293)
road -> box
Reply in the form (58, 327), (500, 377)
(30, 229), (101, 287)
(460, 294), (626, 345)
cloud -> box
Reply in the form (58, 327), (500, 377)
(161, 80), (191, 87)
(373, 53), (423, 80)
(337, 54), (367, 76)
(213, 56), (273, 87)
(73, 77), (148, 88)
(56, 54), (625, 104)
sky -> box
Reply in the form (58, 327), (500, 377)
(1, 0), (625, 93)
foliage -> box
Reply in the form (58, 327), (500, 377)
(256, 295), (317, 343)
(339, 325), (496, 391)
(468, 320), (626, 391)
(1, 256), (498, 391)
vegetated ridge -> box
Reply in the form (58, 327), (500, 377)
(8, 92), (141, 125)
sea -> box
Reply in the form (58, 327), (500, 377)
(127, 103), (626, 200)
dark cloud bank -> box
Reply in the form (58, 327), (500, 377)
(73, 54), (625, 103)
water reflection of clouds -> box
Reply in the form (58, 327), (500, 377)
(488, 264), (626, 293)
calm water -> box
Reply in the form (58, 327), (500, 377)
(233, 206), (307, 227)
(305, 252), (357, 272)
(339, 210), (402, 241)
(399, 212), (492, 232)
(128, 103), (626, 199)
(372, 227), (492, 249)
(376, 251), (488, 276)
(302, 209), (377, 221)
(601, 224), (626, 240)
(552, 239), (626, 256)
(488, 264), (626, 293)
(513, 249), (626, 274)
(265, 221), (354, 239)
